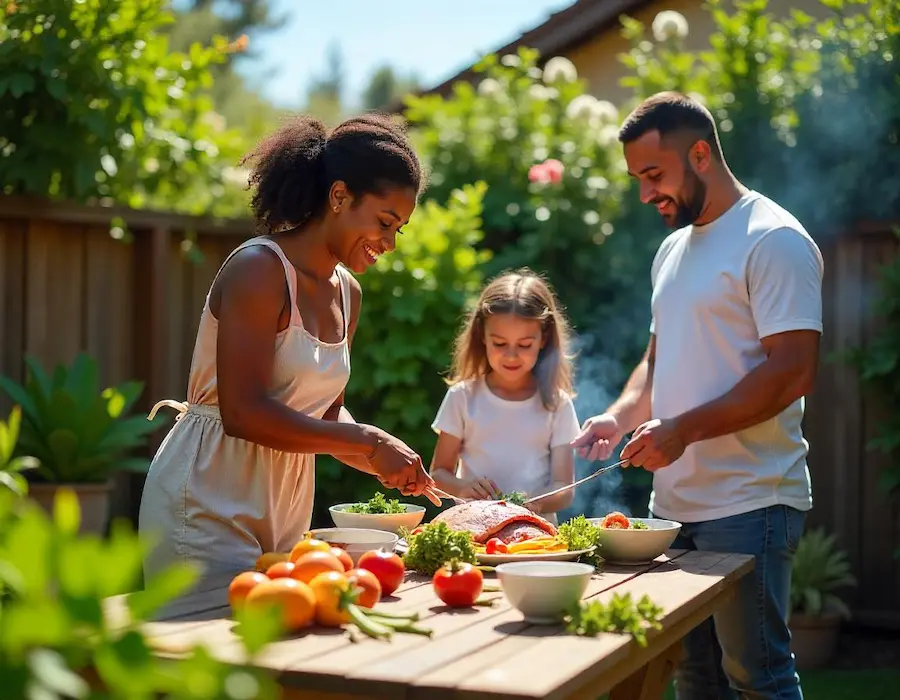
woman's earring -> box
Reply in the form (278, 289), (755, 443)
(333, 205), (340, 213)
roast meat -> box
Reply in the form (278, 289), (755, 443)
(431, 500), (558, 544)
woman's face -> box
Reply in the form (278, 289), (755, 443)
(329, 184), (417, 274)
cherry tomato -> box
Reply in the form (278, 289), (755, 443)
(358, 549), (405, 596)
(485, 538), (508, 554)
(432, 561), (483, 608)
(345, 568), (382, 608)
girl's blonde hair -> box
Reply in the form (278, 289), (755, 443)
(448, 269), (575, 410)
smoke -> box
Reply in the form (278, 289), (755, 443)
(559, 333), (634, 521)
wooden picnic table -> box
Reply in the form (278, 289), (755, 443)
(103, 549), (753, 700)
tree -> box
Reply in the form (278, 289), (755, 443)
(362, 65), (421, 111)
(0, 0), (246, 216)
(303, 42), (345, 125)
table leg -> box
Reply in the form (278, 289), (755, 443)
(608, 640), (682, 700)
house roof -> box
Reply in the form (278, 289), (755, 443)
(411, 0), (655, 101)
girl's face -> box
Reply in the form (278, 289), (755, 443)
(483, 313), (546, 384)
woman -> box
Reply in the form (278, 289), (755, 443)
(139, 114), (437, 590)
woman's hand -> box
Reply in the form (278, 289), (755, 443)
(364, 427), (434, 498)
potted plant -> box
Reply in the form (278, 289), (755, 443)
(0, 405), (38, 498)
(0, 353), (161, 535)
(788, 527), (857, 670)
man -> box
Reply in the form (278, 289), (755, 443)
(573, 92), (823, 700)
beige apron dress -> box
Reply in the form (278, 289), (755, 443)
(138, 236), (352, 598)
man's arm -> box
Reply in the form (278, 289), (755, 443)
(608, 335), (656, 433)
(673, 329), (819, 445)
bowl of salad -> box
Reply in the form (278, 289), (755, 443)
(329, 493), (426, 534)
(587, 511), (682, 565)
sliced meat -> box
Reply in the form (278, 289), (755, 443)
(431, 500), (557, 544)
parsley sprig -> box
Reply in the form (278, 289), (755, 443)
(556, 515), (604, 568)
(400, 521), (478, 575)
(564, 593), (664, 646)
(345, 492), (406, 514)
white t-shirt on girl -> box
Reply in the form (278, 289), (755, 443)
(431, 378), (581, 523)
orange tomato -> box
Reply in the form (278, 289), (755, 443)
(289, 537), (331, 562)
(255, 552), (290, 572)
(329, 547), (353, 572)
(308, 571), (352, 626)
(290, 551), (345, 584)
(228, 571), (270, 612)
(266, 560), (298, 579)
(245, 578), (316, 632)
(345, 568), (382, 608)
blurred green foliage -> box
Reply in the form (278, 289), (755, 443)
(0, 485), (283, 698)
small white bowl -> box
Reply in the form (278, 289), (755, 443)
(587, 517), (682, 565)
(308, 527), (400, 565)
(328, 503), (426, 534)
(495, 561), (594, 624)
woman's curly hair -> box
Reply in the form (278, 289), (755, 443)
(239, 112), (423, 232)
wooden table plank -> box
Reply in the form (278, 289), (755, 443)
(428, 551), (753, 700)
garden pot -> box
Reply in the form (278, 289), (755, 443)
(789, 612), (842, 670)
(27, 481), (113, 536)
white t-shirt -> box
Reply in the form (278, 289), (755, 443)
(431, 378), (581, 521)
(648, 190), (823, 523)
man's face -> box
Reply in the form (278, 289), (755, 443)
(623, 130), (708, 229)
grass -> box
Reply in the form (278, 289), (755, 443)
(598, 668), (900, 699)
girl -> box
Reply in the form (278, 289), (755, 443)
(429, 270), (580, 523)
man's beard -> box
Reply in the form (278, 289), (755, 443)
(656, 169), (707, 229)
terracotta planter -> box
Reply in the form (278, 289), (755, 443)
(27, 481), (113, 536)
(789, 612), (842, 670)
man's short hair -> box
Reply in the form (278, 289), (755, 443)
(618, 91), (722, 158)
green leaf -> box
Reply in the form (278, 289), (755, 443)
(126, 562), (199, 621)
(53, 487), (81, 536)
(233, 604), (284, 657)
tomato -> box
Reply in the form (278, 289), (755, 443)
(409, 527), (425, 537)
(485, 538), (508, 554)
(345, 567), (382, 608)
(357, 550), (405, 596)
(329, 547), (354, 572)
(600, 511), (631, 530)
(244, 578), (316, 632)
(308, 571), (353, 626)
(289, 537), (332, 562)
(290, 551), (345, 584)
(265, 561), (297, 579)
(432, 561), (483, 608)
(228, 571), (270, 611)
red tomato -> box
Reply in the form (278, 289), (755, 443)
(345, 568), (382, 608)
(358, 550), (405, 596)
(432, 562), (483, 608)
(485, 538), (508, 554)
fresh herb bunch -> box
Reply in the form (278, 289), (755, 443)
(557, 515), (604, 568)
(502, 491), (527, 506)
(401, 521), (477, 575)
(564, 593), (664, 647)
(345, 492), (406, 514)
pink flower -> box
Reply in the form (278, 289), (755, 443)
(527, 158), (565, 184)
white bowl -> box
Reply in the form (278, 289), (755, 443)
(308, 527), (400, 566)
(328, 503), (426, 534)
(495, 561), (594, 624)
(587, 517), (682, 565)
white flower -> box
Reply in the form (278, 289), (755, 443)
(542, 56), (578, 84)
(500, 54), (521, 67)
(592, 99), (619, 125)
(565, 94), (599, 121)
(651, 11), (689, 42)
(528, 84), (558, 101)
(477, 78), (501, 97)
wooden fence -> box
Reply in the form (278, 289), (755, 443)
(0, 196), (898, 627)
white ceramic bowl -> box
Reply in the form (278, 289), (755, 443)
(587, 517), (682, 565)
(308, 527), (400, 565)
(328, 503), (426, 534)
(495, 561), (594, 624)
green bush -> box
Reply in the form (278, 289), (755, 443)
(0, 0), (248, 216)
(0, 483), (282, 699)
(312, 183), (490, 522)
(403, 48), (632, 344)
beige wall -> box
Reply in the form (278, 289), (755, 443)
(564, 0), (834, 107)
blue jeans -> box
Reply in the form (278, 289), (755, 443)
(651, 505), (806, 700)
